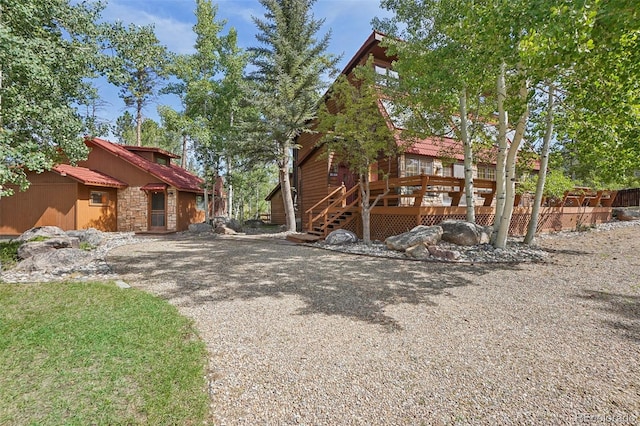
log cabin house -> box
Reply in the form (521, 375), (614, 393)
(267, 31), (506, 236)
(0, 137), (207, 235)
(267, 31), (617, 239)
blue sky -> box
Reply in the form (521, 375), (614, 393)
(95, 0), (392, 128)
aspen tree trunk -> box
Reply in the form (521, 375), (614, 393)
(493, 63), (508, 232)
(204, 183), (210, 223)
(494, 82), (529, 248)
(524, 83), (554, 244)
(459, 89), (475, 223)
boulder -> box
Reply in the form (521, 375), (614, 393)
(189, 222), (213, 233)
(67, 228), (104, 246)
(214, 225), (237, 235)
(17, 237), (73, 260)
(325, 229), (358, 245)
(440, 220), (492, 246)
(13, 248), (93, 273)
(613, 207), (640, 221)
(385, 225), (443, 251)
(428, 245), (461, 261)
(16, 226), (68, 243)
(213, 217), (243, 232)
(405, 244), (431, 260)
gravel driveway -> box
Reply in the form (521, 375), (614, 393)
(107, 226), (640, 425)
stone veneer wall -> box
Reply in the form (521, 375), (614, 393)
(117, 187), (148, 232)
(166, 187), (177, 231)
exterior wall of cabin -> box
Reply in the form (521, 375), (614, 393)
(298, 147), (331, 230)
(177, 191), (205, 231)
(76, 185), (118, 231)
(116, 186), (148, 232)
(80, 147), (163, 188)
(0, 172), (77, 235)
(268, 189), (286, 225)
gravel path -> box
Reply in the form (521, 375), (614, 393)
(107, 226), (640, 425)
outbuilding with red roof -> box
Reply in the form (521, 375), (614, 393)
(0, 138), (207, 234)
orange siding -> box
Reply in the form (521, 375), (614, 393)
(269, 190), (286, 225)
(299, 148), (331, 229)
(177, 192), (205, 231)
(0, 172), (76, 235)
(76, 185), (118, 231)
(80, 147), (162, 187)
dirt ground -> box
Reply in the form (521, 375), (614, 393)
(107, 225), (640, 425)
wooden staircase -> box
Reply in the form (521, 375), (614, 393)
(304, 184), (360, 240)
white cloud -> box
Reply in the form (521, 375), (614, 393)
(103, 1), (196, 54)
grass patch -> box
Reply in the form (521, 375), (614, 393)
(0, 282), (209, 425)
(0, 241), (21, 271)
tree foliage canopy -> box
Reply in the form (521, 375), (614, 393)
(0, 0), (105, 195)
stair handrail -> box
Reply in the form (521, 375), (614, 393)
(310, 184), (359, 226)
(305, 184), (345, 215)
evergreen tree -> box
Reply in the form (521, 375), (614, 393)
(248, 0), (339, 231)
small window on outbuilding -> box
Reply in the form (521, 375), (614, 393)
(90, 191), (108, 206)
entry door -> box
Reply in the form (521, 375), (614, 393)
(150, 191), (166, 230)
(337, 165), (357, 204)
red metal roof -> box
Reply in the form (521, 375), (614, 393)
(86, 138), (204, 193)
(140, 183), (168, 191)
(52, 164), (128, 188)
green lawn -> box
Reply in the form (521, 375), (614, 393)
(0, 282), (209, 425)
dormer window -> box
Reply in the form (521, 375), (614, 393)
(155, 156), (168, 166)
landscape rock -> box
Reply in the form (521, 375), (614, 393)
(405, 244), (431, 260)
(215, 225), (237, 235)
(440, 220), (492, 246)
(325, 229), (358, 245)
(385, 225), (443, 251)
(13, 248), (93, 273)
(16, 226), (68, 243)
(67, 228), (104, 246)
(17, 237), (73, 260)
(612, 207), (640, 221)
(428, 245), (461, 261)
(213, 217), (243, 232)
(189, 222), (214, 233)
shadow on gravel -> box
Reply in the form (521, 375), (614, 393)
(108, 237), (520, 331)
(576, 290), (640, 342)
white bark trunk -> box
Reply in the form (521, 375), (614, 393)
(524, 83), (555, 244)
(204, 183), (210, 223)
(493, 63), (508, 231)
(494, 82), (530, 248)
(181, 134), (187, 168)
(459, 89), (475, 223)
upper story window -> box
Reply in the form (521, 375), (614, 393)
(405, 156), (433, 176)
(374, 64), (398, 86)
(155, 156), (168, 166)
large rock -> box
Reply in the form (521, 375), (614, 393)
(214, 225), (237, 235)
(17, 237), (74, 260)
(66, 228), (104, 246)
(405, 244), (431, 259)
(428, 245), (461, 261)
(613, 207), (640, 221)
(13, 248), (93, 273)
(213, 217), (242, 232)
(385, 225), (443, 251)
(16, 226), (68, 243)
(189, 222), (213, 233)
(440, 220), (492, 246)
(325, 229), (358, 245)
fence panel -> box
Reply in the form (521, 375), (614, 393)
(613, 188), (640, 207)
